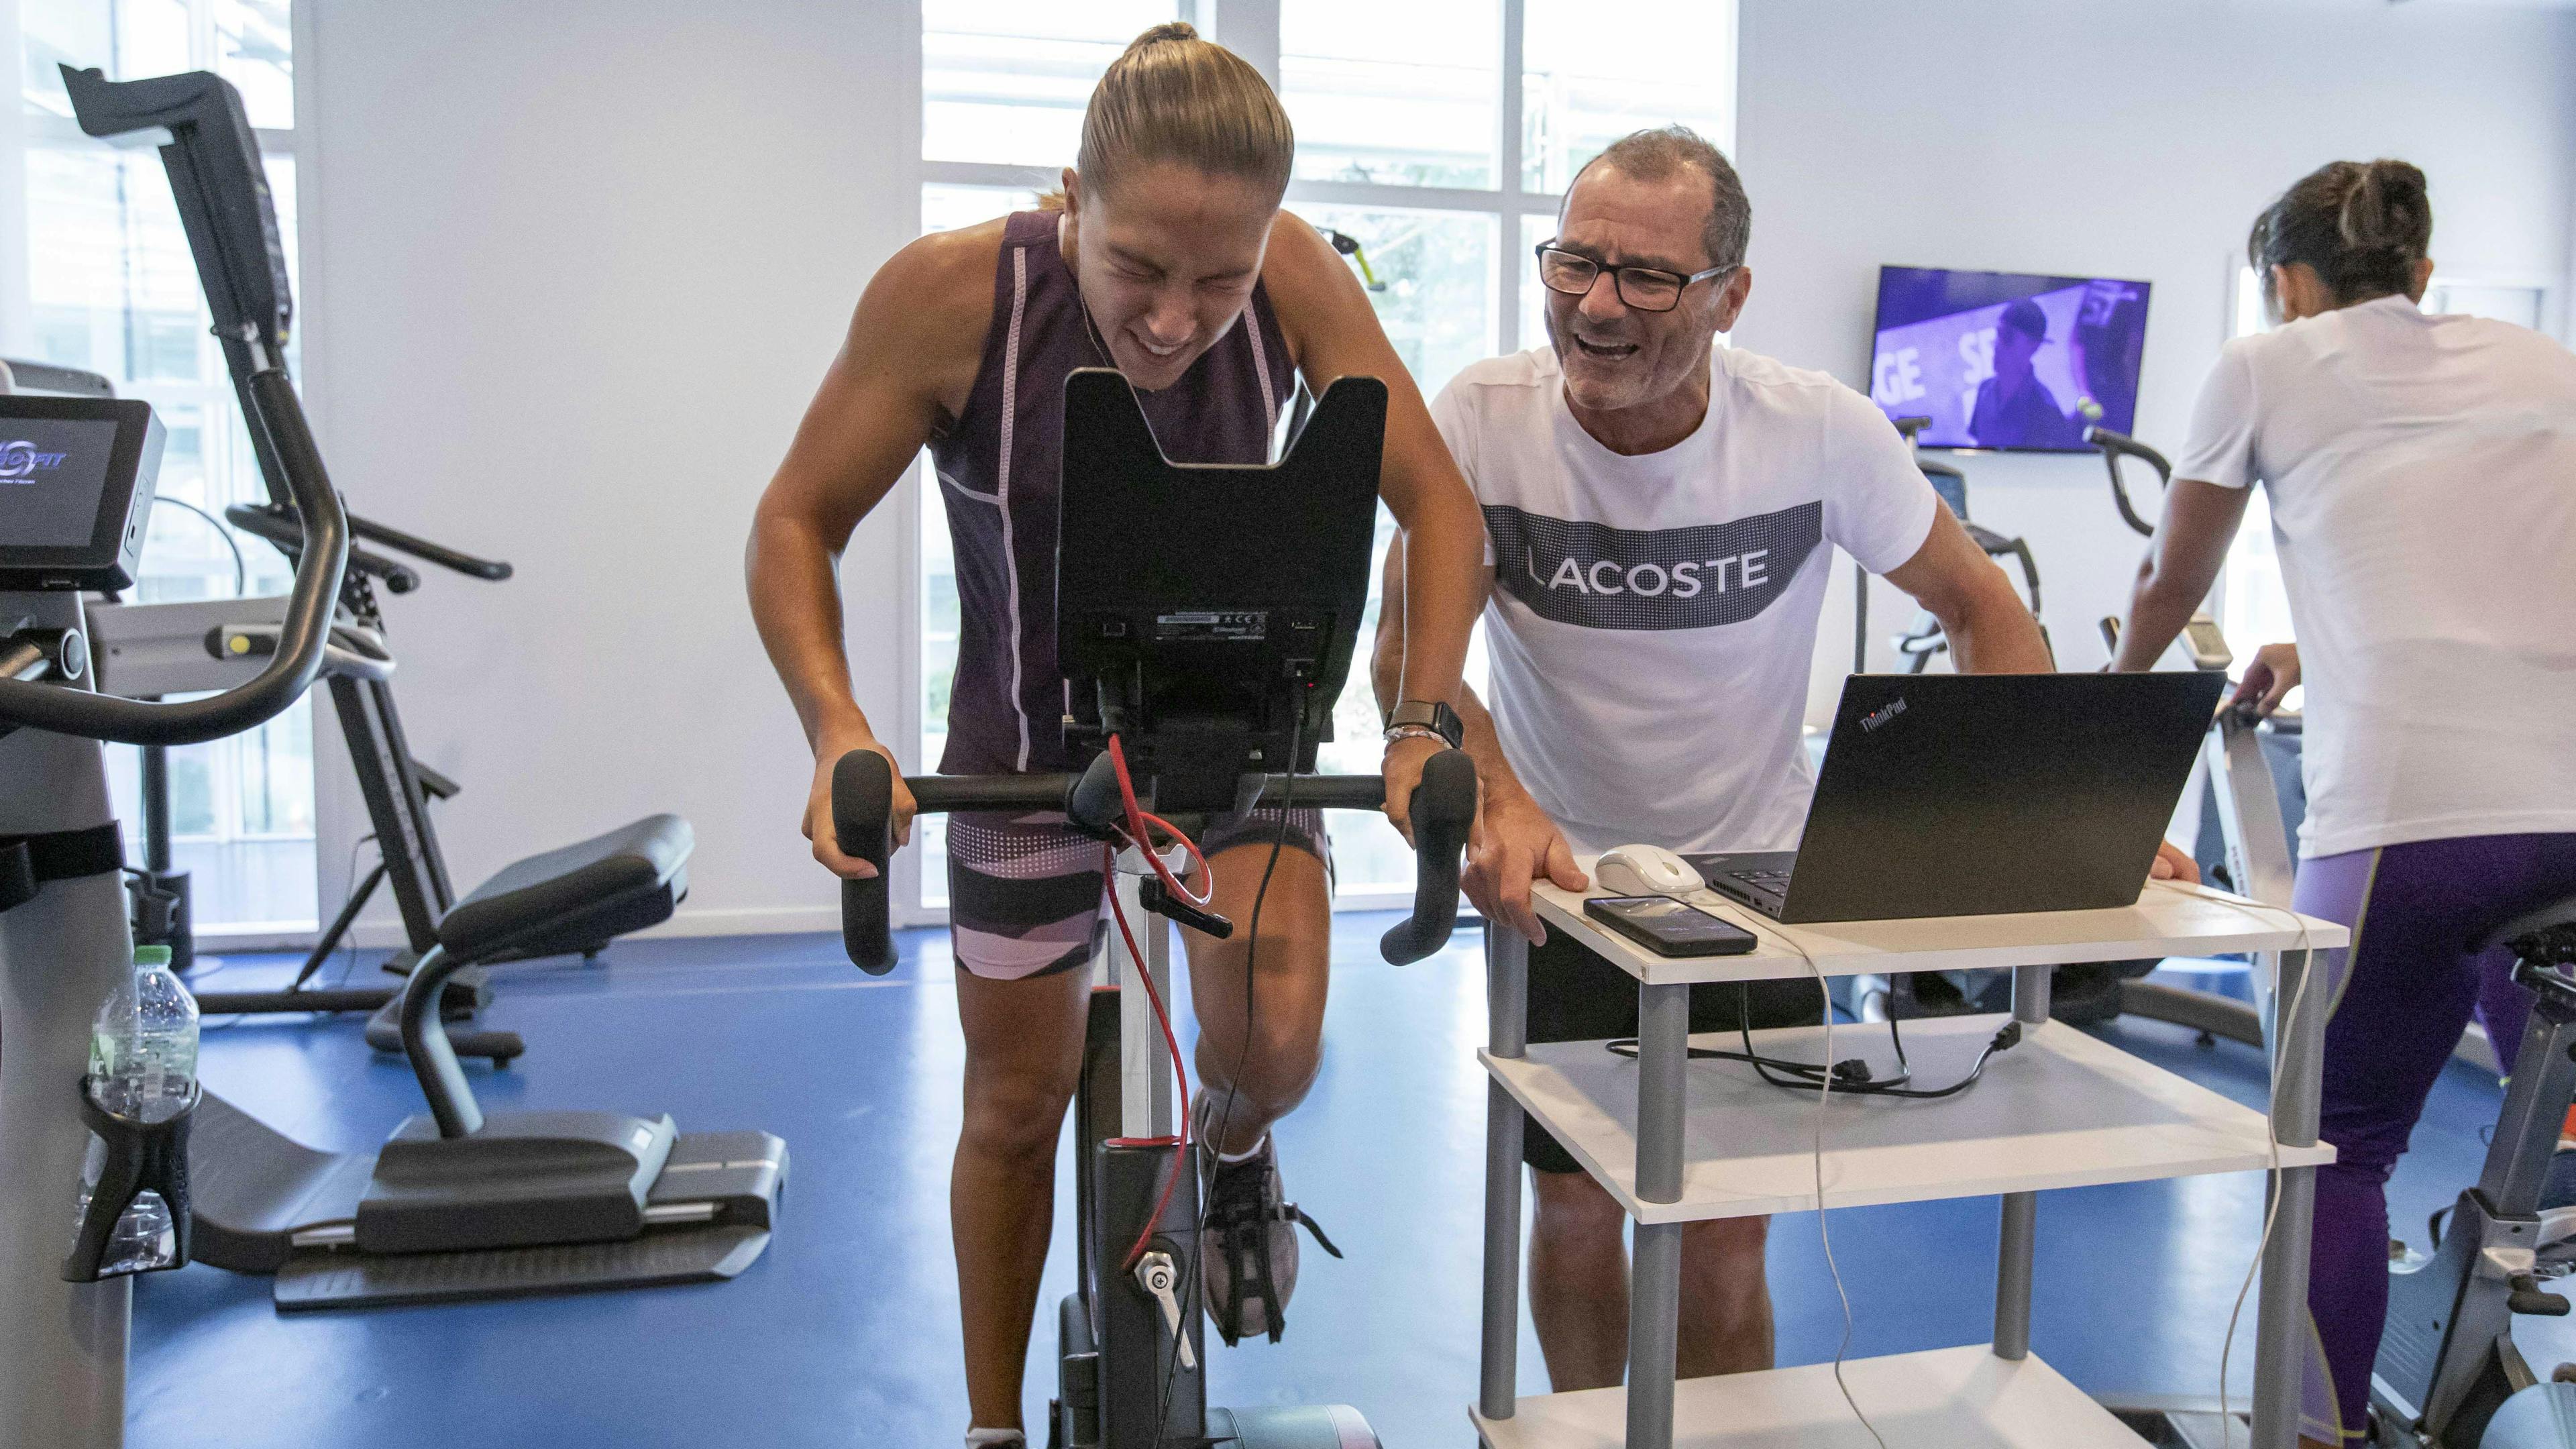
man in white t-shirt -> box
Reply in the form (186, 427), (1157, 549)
(1373, 128), (2113, 1391)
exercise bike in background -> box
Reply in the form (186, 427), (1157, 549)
(835, 369), (1476, 1449)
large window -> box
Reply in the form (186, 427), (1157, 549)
(914, 0), (1736, 909)
(19, 0), (312, 934)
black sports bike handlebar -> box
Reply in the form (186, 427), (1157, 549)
(830, 747), (1478, 975)
(2084, 425), (2174, 539)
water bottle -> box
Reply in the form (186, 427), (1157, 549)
(73, 945), (198, 1276)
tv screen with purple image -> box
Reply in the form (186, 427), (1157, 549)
(1868, 266), (2151, 452)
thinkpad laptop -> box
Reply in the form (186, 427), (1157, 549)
(1692, 672), (2226, 924)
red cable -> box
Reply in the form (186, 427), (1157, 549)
(1108, 735), (1208, 907)
(1138, 812), (1212, 904)
(1105, 842), (1193, 1273)
(1099, 734), (1244, 1272)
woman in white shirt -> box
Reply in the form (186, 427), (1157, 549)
(2113, 158), (2576, 1447)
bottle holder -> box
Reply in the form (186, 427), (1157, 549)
(62, 1073), (197, 1283)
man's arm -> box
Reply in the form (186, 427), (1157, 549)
(1880, 508), (2055, 674)
(2108, 477), (2252, 673)
(1373, 540), (1585, 940)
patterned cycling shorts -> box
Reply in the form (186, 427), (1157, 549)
(944, 806), (1331, 981)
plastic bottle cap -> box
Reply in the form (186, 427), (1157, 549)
(133, 946), (172, 968)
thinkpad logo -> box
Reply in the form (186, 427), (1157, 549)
(1860, 698), (1907, 732)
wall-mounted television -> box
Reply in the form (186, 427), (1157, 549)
(1867, 266), (2151, 452)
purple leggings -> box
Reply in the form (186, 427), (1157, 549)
(2295, 832), (2576, 1442)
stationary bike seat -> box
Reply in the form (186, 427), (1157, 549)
(437, 813), (693, 963)
(2484, 892), (2576, 967)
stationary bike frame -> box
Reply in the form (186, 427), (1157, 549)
(2374, 946), (2576, 1449)
(834, 750), (1472, 1448)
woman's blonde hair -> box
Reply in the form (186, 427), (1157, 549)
(1046, 23), (1293, 211)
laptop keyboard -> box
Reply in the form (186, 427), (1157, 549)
(1732, 868), (1792, 886)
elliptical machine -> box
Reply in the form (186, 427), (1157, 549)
(12, 67), (787, 1325)
(833, 369), (1476, 1448)
(62, 63), (684, 1063)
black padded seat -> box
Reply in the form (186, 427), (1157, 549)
(437, 814), (692, 965)
(2483, 892), (2576, 964)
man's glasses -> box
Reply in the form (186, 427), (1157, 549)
(1534, 243), (1733, 313)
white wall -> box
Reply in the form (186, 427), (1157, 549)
(298, 0), (2576, 936)
(1728, 0), (2576, 714)
(304, 1), (921, 938)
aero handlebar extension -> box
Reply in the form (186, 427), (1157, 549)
(2084, 425), (2175, 539)
(0, 370), (349, 746)
(830, 747), (1479, 975)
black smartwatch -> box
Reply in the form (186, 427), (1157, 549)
(1383, 699), (1462, 749)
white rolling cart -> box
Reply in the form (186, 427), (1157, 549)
(1471, 867), (2345, 1449)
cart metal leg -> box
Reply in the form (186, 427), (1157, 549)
(1481, 926), (1530, 1424)
(2251, 947), (2322, 1449)
(1627, 978), (1691, 1449)
(1994, 963), (2052, 1360)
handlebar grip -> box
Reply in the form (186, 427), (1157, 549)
(2084, 426), (2173, 540)
(1380, 748), (1477, 965)
(833, 750), (898, 974)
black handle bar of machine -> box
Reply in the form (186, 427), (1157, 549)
(225, 502), (513, 583)
(830, 748), (1479, 975)
(2084, 425), (2174, 539)
(0, 371), (349, 746)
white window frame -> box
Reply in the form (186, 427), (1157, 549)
(6, 0), (324, 945)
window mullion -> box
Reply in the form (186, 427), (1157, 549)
(1497, 0), (1523, 354)
(1207, 0), (1283, 87)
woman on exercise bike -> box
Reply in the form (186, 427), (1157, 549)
(2112, 158), (2576, 1448)
(746, 25), (1485, 1448)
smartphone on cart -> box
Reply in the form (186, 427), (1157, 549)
(1582, 896), (1760, 957)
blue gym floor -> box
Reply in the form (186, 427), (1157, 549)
(138, 916), (2557, 1448)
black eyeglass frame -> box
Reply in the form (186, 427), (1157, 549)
(1534, 241), (1736, 313)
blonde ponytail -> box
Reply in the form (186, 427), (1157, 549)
(1055, 23), (1293, 210)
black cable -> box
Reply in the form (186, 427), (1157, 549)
(1605, 987), (2021, 1101)
(327, 833), (381, 989)
(1153, 698), (1304, 1444)
(149, 495), (248, 597)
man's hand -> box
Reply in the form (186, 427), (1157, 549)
(804, 734), (916, 880)
(1466, 790), (1589, 943)
(1380, 732), (1443, 845)
(2231, 643), (2300, 718)
(2150, 839), (2201, 885)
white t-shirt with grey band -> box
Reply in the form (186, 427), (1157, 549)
(1433, 344), (1941, 859)
(2175, 294), (2576, 858)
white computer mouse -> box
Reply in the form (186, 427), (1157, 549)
(1593, 844), (1704, 898)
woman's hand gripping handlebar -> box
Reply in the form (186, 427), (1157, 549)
(828, 747), (1479, 975)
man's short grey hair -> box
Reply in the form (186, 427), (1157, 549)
(1566, 125), (1752, 272)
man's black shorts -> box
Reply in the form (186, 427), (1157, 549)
(1521, 925), (1825, 1175)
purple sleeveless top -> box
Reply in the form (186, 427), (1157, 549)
(929, 210), (1295, 774)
